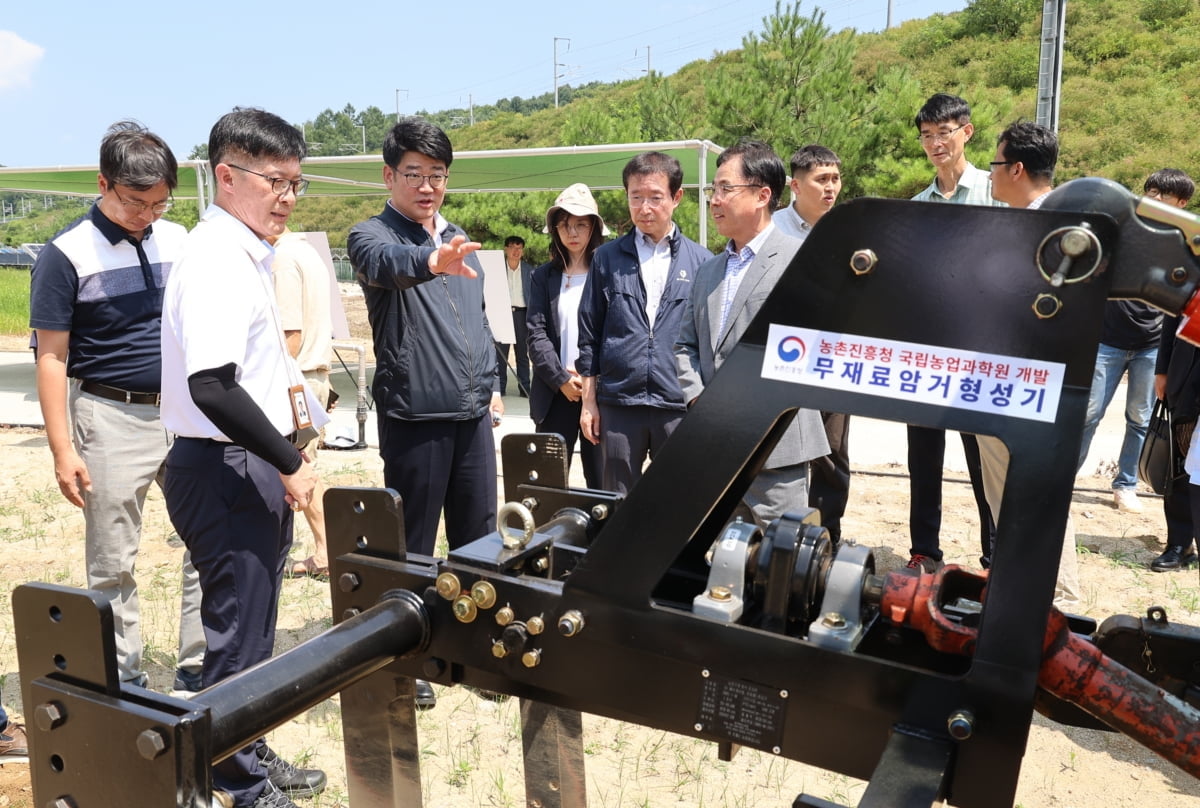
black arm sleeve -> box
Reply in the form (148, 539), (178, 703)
(187, 363), (303, 475)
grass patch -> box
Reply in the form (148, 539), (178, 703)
(0, 268), (30, 335)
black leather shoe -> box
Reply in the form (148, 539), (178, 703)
(414, 678), (437, 710)
(255, 745), (326, 797)
(1150, 545), (1199, 572)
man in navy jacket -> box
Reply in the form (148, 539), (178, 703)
(577, 152), (712, 495)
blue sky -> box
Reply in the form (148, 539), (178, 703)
(0, 0), (967, 167)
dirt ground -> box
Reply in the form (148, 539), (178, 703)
(1, 294), (1199, 806)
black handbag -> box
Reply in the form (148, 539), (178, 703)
(1139, 399), (1184, 495)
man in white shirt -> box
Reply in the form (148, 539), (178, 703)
(498, 235), (533, 396)
(161, 107), (326, 808)
(772, 144), (842, 242)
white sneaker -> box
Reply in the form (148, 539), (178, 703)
(1114, 488), (1143, 513)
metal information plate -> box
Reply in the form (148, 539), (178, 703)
(695, 671), (787, 749)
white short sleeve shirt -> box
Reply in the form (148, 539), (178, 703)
(161, 205), (301, 440)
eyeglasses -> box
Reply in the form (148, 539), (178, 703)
(228, 164), (309, 196)
(555, 220), (594, 235)
(918, 124), (967, 144)
(396, 171), (449, 189)
(628, 194), (669, 209)
(109, 185), (173, 215)
(702, 183), (763, 201)
(989, 161), (1015, 168)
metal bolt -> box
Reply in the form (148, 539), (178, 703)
(772, 746), (782, 755)
(947, 709), (976, 740)
(342, 608), (360, 621)
(452, 595), (478, 623)
(557, 610), (585, 637)
(48, 798), (76, 808)
(530, 799), (543, 808)
(590, 504), (609, 521)
(820, 612), (846, 629)
(701, 669), (711, 678)
(1171, 266), (1189, 283)
(1032, 293), (1062, 320)
(521, 649), (542, 668)
(492, 640), (509, 659)
(435, 572), (461, 601)
(708, 586), (732, 601)
(694, 722), (703, 732)
(470, 580), (498, 609)
(780, 690), (789, 699)
(526, 442), (538, 454)
(136, 728), (169, 760)
(531, 556), (549, 573)
(849, 249), (878, 275)
(1059, 228), (1092, 257)
(34, 702), (65, 731)
(495, 605), (515, 626)
(521, 497), (539, 511)
(337, 572), (361, 593)
(527, 615), (545, 635)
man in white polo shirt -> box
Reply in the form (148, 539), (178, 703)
(161, 107), (326, 808)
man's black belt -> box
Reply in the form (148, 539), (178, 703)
(80, 380), (161, 407)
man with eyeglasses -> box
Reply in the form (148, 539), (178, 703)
(577, 152), (712, 495)
(905, 93), (1003, 575)
(970, 120), (1080, 607)
(676, 140), (828, 527)
(161, 107), (328, 808)
(348, 120), (502, 708)
(29, 120), (205, 697)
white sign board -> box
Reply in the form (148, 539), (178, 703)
(478, 249), (515, 345)
(760, 324), (1065, 423)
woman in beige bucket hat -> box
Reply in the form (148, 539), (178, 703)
(526, 183), (610, 487)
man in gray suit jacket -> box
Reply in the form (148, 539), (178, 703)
(675, 140), (829, 528)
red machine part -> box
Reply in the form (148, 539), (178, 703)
(1174, 289), (1200, 347)
(879, 566), (1200, 778)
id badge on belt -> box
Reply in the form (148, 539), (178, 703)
(289, 384), (318, 448)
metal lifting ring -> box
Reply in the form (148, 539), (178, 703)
(1035, 225), (1103, 286)
(498, 500), (536, 549)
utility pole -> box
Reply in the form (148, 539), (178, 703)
(357, 124), (366, 154)
(469, 94), (475, 126)
(886, 0), (893, 30)
(554, 37), (570, 108)
(1035, 0), (1067, 133)
(645, 45), (651, 75)
(395, 89), (408, 123)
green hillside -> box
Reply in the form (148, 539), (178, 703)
(5, 0), (1199, 257)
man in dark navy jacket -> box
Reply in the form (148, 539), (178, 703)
(349, 120), (502, 559)
(348, 120), (502, 710)
(577, 152), (712, 495)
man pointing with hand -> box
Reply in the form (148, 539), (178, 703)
(349, 122), (501, 708)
